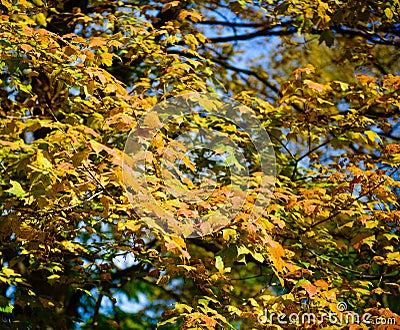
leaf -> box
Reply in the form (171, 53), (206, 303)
(226, 305), (242, 316)
(47, 274), (60, 280)
(237, 245), (251, 256)
(6, 180), (27, 197)
(108, 40), (123, 48)
(319, 30), (334, 47)
(215, 256), (224, 273)
(385, 7), (393, 20)
(0, 304), (13, 314)
(161, 1), (180, 13)
(181, 155), (195, 171)
(100, 53), (113, 66)
(302, 282), (318, 296)
(365, 130), (382, 144)
(32, 0), (44, 6)
(89, 37), (106, 48)
(143, 112), (162, 129)
(156, 275), (170, 286)
(200, 314), (217, 327)
(314, 279), (329, 290)
(90, 140), (122, 166)
(37, 150), (52, 169)
(250, 251), (264, 263)
(292, 64), (315, 78)
(304, 79), (326, 92)
(157, 317), (179, 326)
(124, 221), (141, 233)
(222, 229), (236, 242)
(372, 287), (390, 295)
(184, 34), (199, 49)
(2, 267), (17, 277)
(33, 13), (47, 26)
(357, 74), (377, 86)
(179, 9), (204, 22)
(106, 320), (120, 328)
(337, 81), (349, 91)
(20, 44), (33, 52)
(174, 303), (193, 313)
(384, 233), (399, 241)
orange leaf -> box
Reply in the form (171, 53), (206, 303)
(304, 79), (326, 92)
(302, 282), (318, 296)
(161, 1), (180, 13)
(293, 64), (315, 78)
(200, 314), (217, 327)
(357, 74), (377, 86)
(314, 279), (329, 290)
(20, 44), (33, 52)
(89, 37), (106, 48)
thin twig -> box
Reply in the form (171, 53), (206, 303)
(92, 292), (103, 329)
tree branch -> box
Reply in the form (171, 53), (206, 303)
(198, 20), (265, 28)
(211, 58), (280, 95)
(208, 26), (297, 43)
(306, 248), (399, 279)
(201, 22), (400, 47)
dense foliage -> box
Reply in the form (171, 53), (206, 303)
(0, 0), (400, 329)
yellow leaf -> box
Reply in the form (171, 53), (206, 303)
(37, 150), (52, 169)
(60, 241), (89, 254)
(182, 155), (195, 171)
(47, 274), (60, 280)
(365, 130), (382, 144)
(6, 180), (27, 197)
(251, 251), (264, 263)
(2, 267), (17, 277)
(124, 221), (141, 232)
(33, 13), (47, 26)
(385, 7), (393, 20)
(184, 34), (199, 48)
(100, 53), (113, 66)
(237, 245), (251, 256)
(32, 0), (44, 6)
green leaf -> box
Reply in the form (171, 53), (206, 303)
(0, 304), (13, 314)
(319, 30), (334, 47)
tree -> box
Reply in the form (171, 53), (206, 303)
(0, 0), (399, 328)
